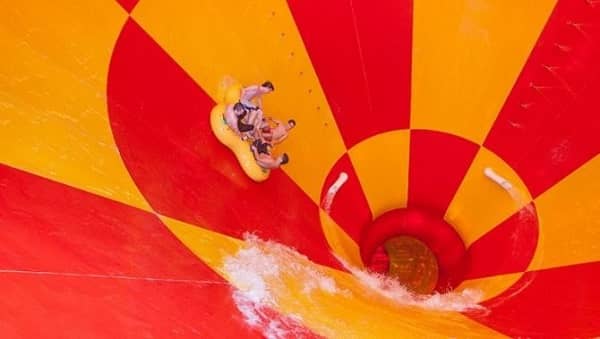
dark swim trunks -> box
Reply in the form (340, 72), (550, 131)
(252, 139), (271, 155)
(237, 111), (254, 133)
(238, 121), (254, 133)
(239, 101), (260, 111)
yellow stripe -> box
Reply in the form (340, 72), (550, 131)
(455, 272), (524, 303)
(319, 210), (363, 268)
(446, 147), (532, 246)
(132, 0), (347, 202)
(159, 216), (244, 267)
(161, 215), (505, 338)
(0, 1), (150, 211)
(529, 155), (600, 271)
(348, 130), (410, 218)
(411, 0), (556, 142)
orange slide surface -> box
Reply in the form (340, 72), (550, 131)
(1, 1), (599, 338)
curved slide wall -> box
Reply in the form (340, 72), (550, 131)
(0, 0), (599, 337)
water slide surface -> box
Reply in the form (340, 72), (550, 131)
(1, 0), (600, 338)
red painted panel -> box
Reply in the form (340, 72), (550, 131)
(408, 130), (479, 216)
(0, 164), (263, 338)
(107, 19), (341, 269)
(368, 245), (390, 274)
(467, 261), (600, 338)
(0, 164), (210, 280)
(0, 273), (263, 339)
(115, 0), (139, 13)
(465, 204), (538, 280)
(320, 154), (372, 242)
(287, 0), (412, 148)
(484, 0), (600, 197)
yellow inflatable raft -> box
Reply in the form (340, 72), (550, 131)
(209, 84), (270, 182)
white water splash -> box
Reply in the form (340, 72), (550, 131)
(222, 234), (344, 338)
(231, 291), (312, 339)
(335, 255), (485, 312)
(223, 234), (345, 304)
(222, 234), (485, 337)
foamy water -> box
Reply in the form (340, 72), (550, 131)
(222, 234), (485, 338)
(222, 234), (346, 338)
(231, 291), (314, 339)
(335, 254), (485, 312)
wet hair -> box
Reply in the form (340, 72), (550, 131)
(280, 153), (289, 165)
(233, 102), (245, 112)
(287, 119), (296, 127)
(261, 81), (274, 91)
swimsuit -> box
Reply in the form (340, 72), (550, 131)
(236, 111), (254, 133)
(239, 101), (260, 112)
(252, 139), (271, 155)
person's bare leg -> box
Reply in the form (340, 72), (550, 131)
(246, 110), (258, 126)
(247, 109), (264, 131)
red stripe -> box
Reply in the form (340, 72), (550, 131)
(465, 204), (538, 280)
(484, 0), (600, 197)
(408, 130), (479, 216)
(0, 274), (264, 339)
(0, 164), (262, 338)
(107, 19), (342, 269)
(115, 0), (139, 13)
(320, 153), (372, 242)
(0, 164), (210, 280)
(467, 261), (600, 338)
(287, 0), (412, 148)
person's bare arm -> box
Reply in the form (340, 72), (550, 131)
(240, 85), (260, 102)
(254, 154), (272, 169)
(250, 109), (264, 126)
(252, 149), (278, 169)
(260, 158), (278, 169)
(273, 132), (289, 145)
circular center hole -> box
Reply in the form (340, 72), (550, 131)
(383, 236), (439, 294)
